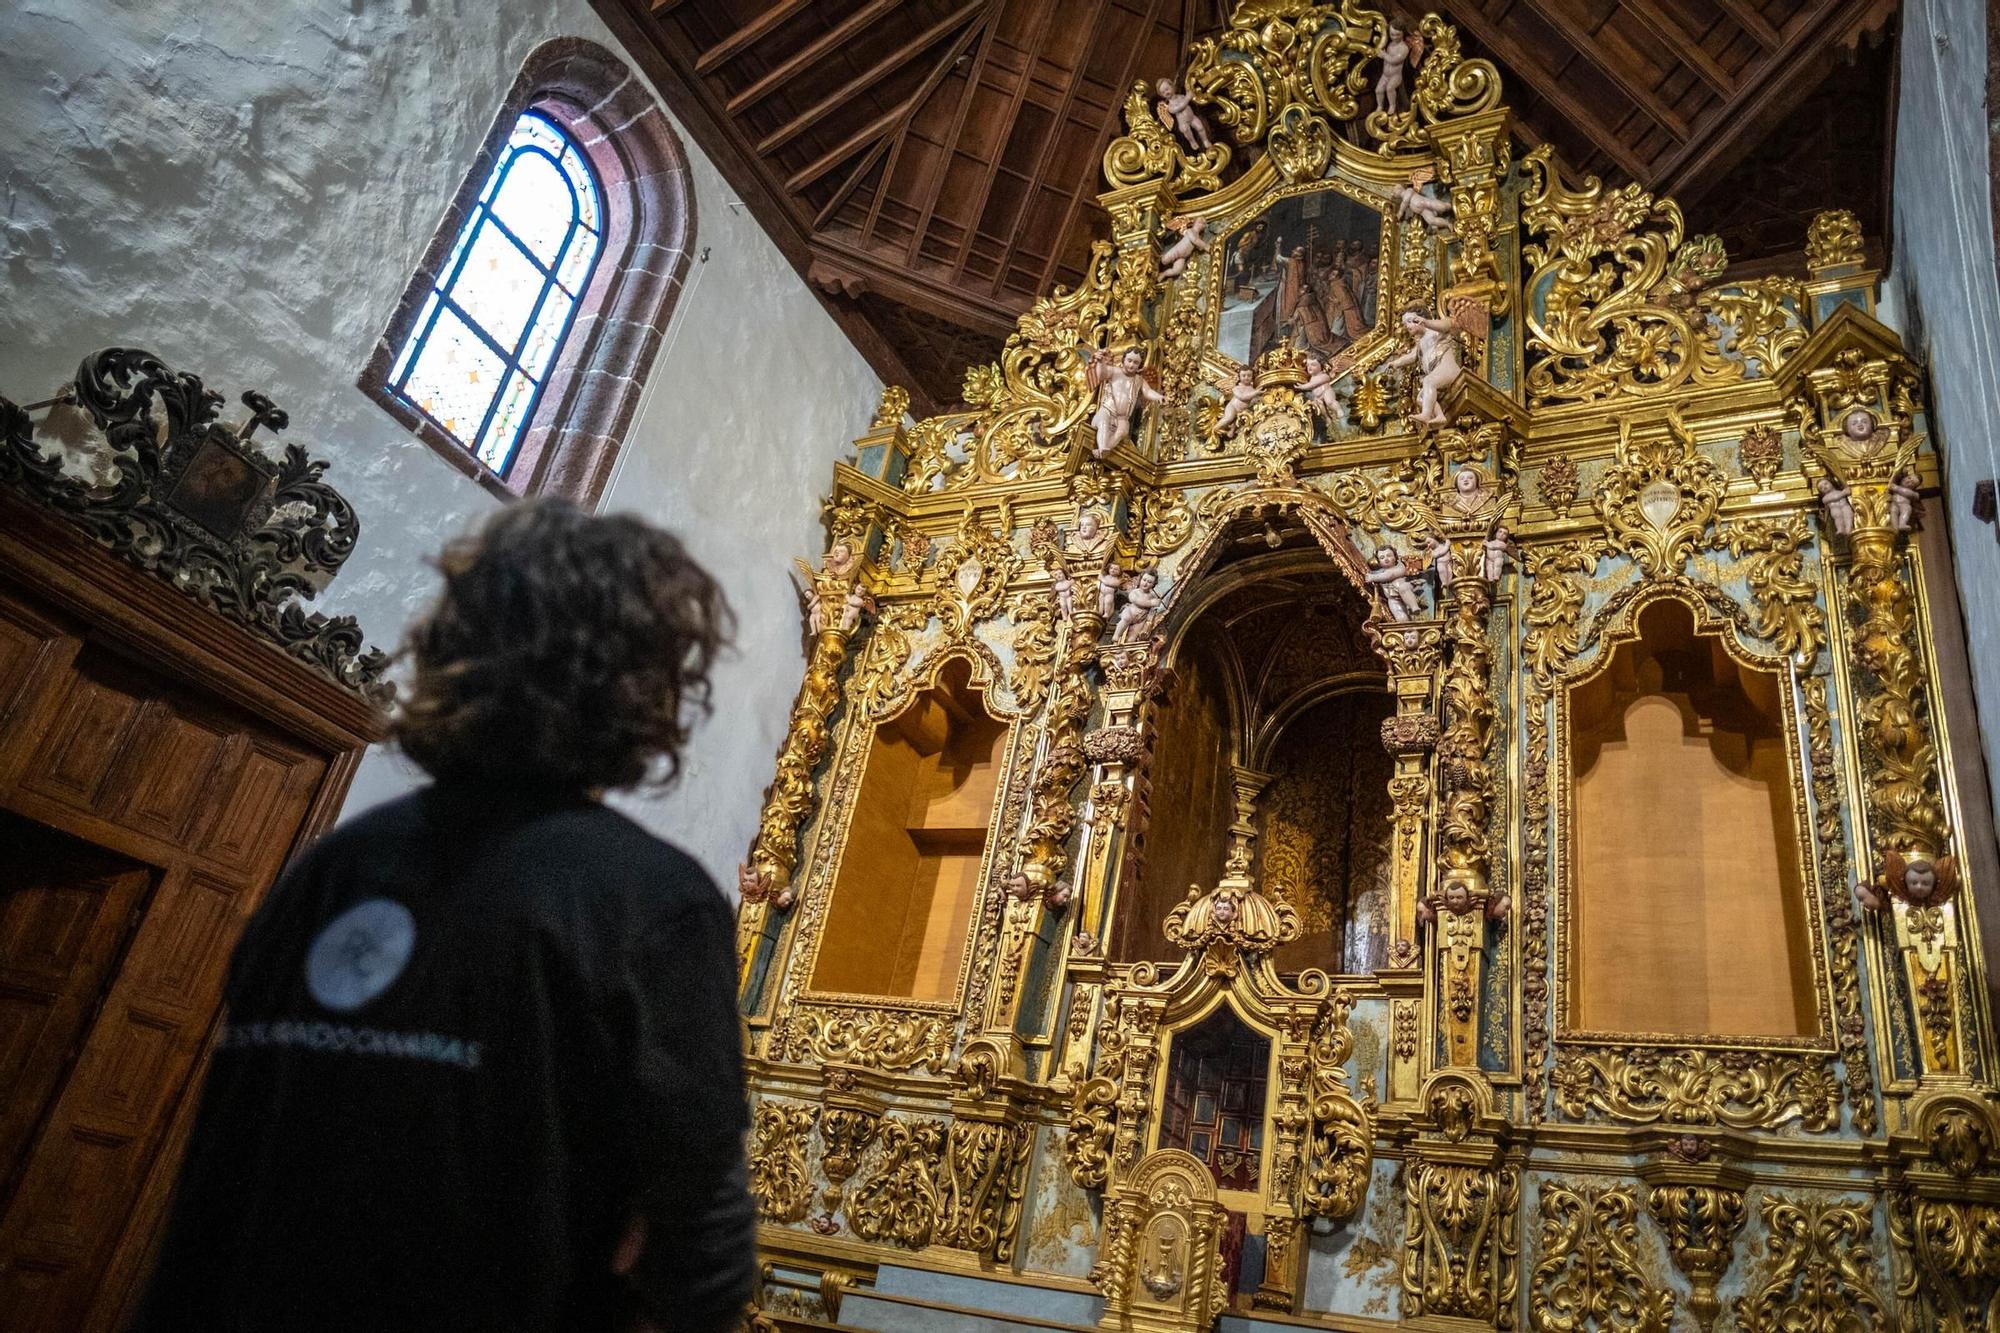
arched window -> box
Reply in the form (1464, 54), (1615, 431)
(362, 39), (695, 505)
(384, 110), (604, 477)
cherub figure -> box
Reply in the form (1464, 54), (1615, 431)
(794, 541), (861, 636)
(1087, 347), (1166, 458)
(1213, 367), (1262, 436)
(1482, 525), (1513, 583)
(1064, 509), (1113, 570)
(1392, 168), (1454, 231)
(1426, 533), (1454, 590)
(1858, 849), (1961, 912)
(1157, 216), (1210, 280)
(1097, 560), (1125, 620)
(1115, 570), (1166, 643)
(1155, 77), (1213, 152)
(1374, 24), (1422, 116)
(1051, 563), (1076, 621)
(1366, 546), (1427, 621)
(1301, 352), (1348, 427)
(1817, 476), (1854, 536)
(1843, 407), (1881, 451)
(1891, 468), (1923, 531)
(1384, 306), (1462, 426)
(736, 862), (795, 911)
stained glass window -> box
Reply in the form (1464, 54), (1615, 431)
(386, 110), (603, 477)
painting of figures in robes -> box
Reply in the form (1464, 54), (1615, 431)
(1217, 190), (1385, 367)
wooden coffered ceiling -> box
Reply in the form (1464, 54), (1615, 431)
(593, 0), (1900, 411)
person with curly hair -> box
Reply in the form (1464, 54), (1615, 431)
(139, 499), (751, 1332)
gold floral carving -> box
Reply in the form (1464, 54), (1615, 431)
(1889, 1190), (2000, 1332)
(1734, 1194), (1891, 1332)
(1520, 150), (1803, 405)
(1550, 1048), (1839, 1132)
(1805, 209), (1867, 272)
(930, 505), (1019, 638)
(1738, 424), (1785, 489)
(1402, 1159), (1520, 1324)
(1721, 514), (1825, 666)
(1802, 674), (1878, 1135)
(1593, 411), (1725, 580)
(1303, 989), (1375, 1221)
(1537, 454), (1581, 517)
(815, 1105), (882, 1222)
(1103, 81), (1229, 194)
(1647, 1184), (1748, 1333)
(749, 1103), (818, 1223)
(778, 1006), (955, 1075)
(847, 1117), (946, 1248)
(1065, 1075), (1119, 1190)
(936, 1117), (1033, 1261)
(872, 385), (910, 428)
(1529, 1181), (1674, 1333)
(1005, 593), (1060, 715)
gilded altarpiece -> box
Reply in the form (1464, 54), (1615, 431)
(732, 3), (2000, 1328)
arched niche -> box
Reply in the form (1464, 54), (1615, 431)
(808, 655), (1007, 1004)
(1117, 537), (1390, 975)
(1559, 594), (1825, 1040)
(1156, 1004), (1272, 1196)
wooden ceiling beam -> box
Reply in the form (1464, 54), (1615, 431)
(756, 1), (985, 155)
(1713, 0), (1783, 48)
(1509, 0), (1691, 139)
(1622, 0), (1734, 96)
(1032, 0), (1172, 296)
(947, 1), (1069, 277)
(1444, 2), (1653, 180)
(786, 100), (911, 194)
(814, 11), (992, 230)
(997, 0), (1161, 289)
(725, 0), (908, 114)
(1653, 0), (1868, 197)
(904, 12), (1003, 266)
(696, 0), (813, 74)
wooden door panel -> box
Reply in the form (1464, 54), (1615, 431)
(0, 816), (154, 1195)
(105, 706), (236, 845)
(21, 669), (143, 813)
(201, 742), (325, 877)
(0, 618), (57, 735)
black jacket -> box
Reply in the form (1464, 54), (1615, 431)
(138, 783), (754, 1331)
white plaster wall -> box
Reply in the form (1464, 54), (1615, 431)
(1889, 0), (2000, 838)
(0, 0), (880, 885)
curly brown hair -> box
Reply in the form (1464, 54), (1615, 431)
(391, 498), (733, 792)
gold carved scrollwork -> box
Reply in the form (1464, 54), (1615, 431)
(1529, 1181), (1675, 1333)
(1303, 989), (1375, 1221)
(1802, 674), (1878, 1135)
(778, 1006), (955, 1075)
(1521, 149), (1801, 406)
(931, 505), (1019, 639)
(1890, 1191), (2000, 1332)
(936, 1118), (1033, 1262)
(1066, 1076), (1120, 1190)
(1550, 1048), (1840, 1132)
(1102, 82), (1229, 194)
(1006, 592), (1060, 715)
(1734, 1194), (1892, 1333)
(1647, 1184), (1748, 1333)
(1403, 1159), (1521, 1325)
(1805, 208), (1867, 272)
(1594, 411), (1725, 580)
(749, 1103), (818, 1224)
(1722, 513), (1825, 667)
(847, 1117), (947, 1249)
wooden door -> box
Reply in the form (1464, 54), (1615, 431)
(0, 576), (356, 1330)
(0, 815), (155, 1198)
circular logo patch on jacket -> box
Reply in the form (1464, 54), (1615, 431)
(305, 898), (417, 1013)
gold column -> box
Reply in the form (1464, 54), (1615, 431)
(1432, 550), (1502, 1069)
(1379, 622), (1442, 1105)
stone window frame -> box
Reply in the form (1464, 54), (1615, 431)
(360, 37), (694, 507)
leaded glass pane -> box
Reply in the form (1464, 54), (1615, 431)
(400, 304), (505, 446)
(387, 107), (605, 478)
(490, 151), (575, 268)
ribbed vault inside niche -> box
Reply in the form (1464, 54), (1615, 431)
(1118, 546), (1390, 973)
(1566, 598), (1818, 1039)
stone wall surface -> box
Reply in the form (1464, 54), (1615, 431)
(0, 0), (881, 887)
(1891, 0), (2000, 837)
